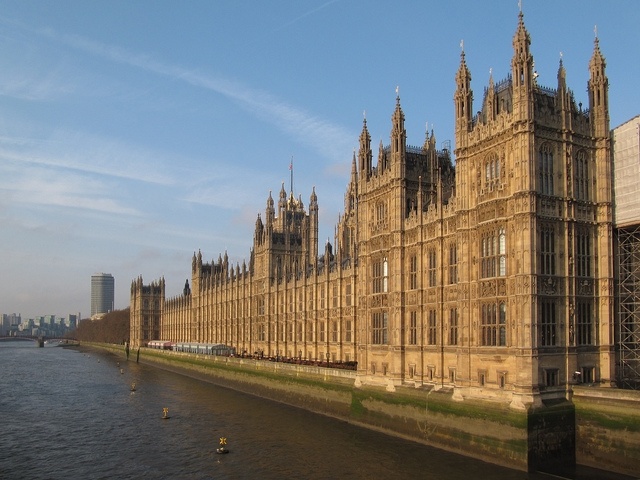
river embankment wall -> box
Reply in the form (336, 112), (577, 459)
(572, 386), (640, 476)
(88, 344), (640, 476)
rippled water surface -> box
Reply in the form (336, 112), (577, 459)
(0, 342), (631, 480)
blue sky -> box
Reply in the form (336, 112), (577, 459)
(1, 1), (638, 320)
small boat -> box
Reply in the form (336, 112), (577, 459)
(162, 407), (170, 419)
(130, 382), (136, 392)
(216, 437), (229, 454)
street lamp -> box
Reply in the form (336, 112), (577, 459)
(326, 352), (330, 367)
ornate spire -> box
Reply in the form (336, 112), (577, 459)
(557, 53), (566, 91)
(391, 86), (406, 159)
(511, 9), (533, 89)
(351, 150), (357, 179)
(455, 39), (472, 129)
(358, 115), (372, 175)
(309, 185), (318, 212)
(278, 181), (287, 210)
(266, 190), (275, 227)
(589, 27), (606, 77)
(588, 26), (609, 137)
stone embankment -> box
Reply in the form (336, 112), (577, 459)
(88, 343), (640, 476)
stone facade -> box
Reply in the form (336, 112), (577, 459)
(131, 12), (614, 410)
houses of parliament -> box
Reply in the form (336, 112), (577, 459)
(131, 12), (616, 410)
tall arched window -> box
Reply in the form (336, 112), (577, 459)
(499, 302), (507, 346)
(481, 226), (506, 278)
(383, 257), (388, 292)
(539, 145), (554, 196)
(484, 154), (501, 190)
(540, 226), (556, 275)
(575, 150), (589, 201)
(373, 256), (388, 293)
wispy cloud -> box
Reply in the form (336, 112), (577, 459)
(0, 130), (177, 186)
(273, 0), (341, 32)
(0, 163), (140, 216)
(42, 28), (354, 163)
(0, 66), (75, 101)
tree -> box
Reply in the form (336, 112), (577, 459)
(73, 308), (130, 344)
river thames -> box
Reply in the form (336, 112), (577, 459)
(0, 341), (633, 479)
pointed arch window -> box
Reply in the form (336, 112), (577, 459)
(449, 308), (459, 345)
(383, 257), (388, 292)
(540, 226), (556, 275)
(373, 256), (388, 294)
(481, 301), (507, 347)
(499, 302), (507, 346)
(539, 145), (554, 196)
(481, 226), (506, 278)
(539, 300), (557, 347)
(428, 249), (437, 287)
(409, 254), (418, 290)
(408, 311), (418, 345)
(576, 230), (592, 277)
(483, 154), (502, 191)
(448, 244), (458, 284)
(372, 311), (388, 344)
(575, 150), (590, 201)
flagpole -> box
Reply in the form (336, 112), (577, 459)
(290, 156), (294, 195)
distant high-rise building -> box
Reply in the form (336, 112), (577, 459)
(91, 273), (114, 317)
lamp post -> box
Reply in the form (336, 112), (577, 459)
(326, 352), (330, 367)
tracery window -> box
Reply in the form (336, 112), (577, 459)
(539, 300), (557, 347)
(409, 311), (418, 345)
(481, 302), (507, 346)
(372, 312), (388, 344)
(331, 321), (338, 342)
(307, 321), (314, 342)
(539, 144), (554, 196)
(427, 309), (437, 345)
(484, 154), (502, 190)
(373, 257), (388, 293)
(481, 227), (506, 278)
(375, 201), (387, 226)
(575, 150), (589, 201)
(540, 226), (556, 275)
(576, 231), (592, 277)
(409, 255), (418, 290)
(428, 249), (437, 287)
(448, 244), (458, 284)
(449, 308), (458, 345)
(577, 301), (593, 346)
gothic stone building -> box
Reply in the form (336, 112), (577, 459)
(131, 13), (613, 410)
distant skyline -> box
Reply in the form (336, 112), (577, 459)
(1, 1), (639, 320)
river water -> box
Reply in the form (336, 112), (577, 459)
(0, 341), (632, 480)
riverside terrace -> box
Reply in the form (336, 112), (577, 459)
(146, 340), (358, 370)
